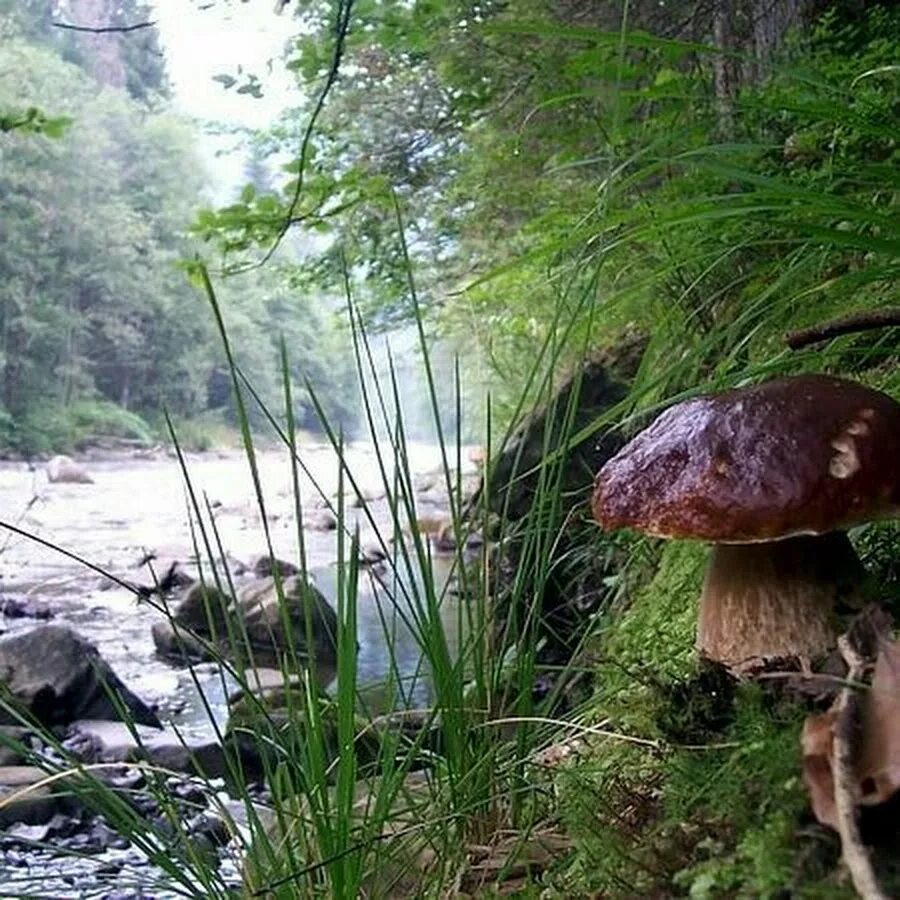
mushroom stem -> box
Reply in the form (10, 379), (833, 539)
(697, 532), (864, 673)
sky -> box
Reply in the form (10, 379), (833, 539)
(151, 1), (300, 196)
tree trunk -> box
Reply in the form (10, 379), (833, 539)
(712, 0), (737, 136)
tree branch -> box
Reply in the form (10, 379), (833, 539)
(786, 308), (900, 350)
(833, 633), (888, 900)
(52, 20), (156, 34)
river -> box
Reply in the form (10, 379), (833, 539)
(0, 442), (476, 739)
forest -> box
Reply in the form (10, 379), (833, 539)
(0, 0), (898, 897)
(0, 0), (359, 454)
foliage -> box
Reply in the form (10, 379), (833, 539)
(0, 104), (70, 136)
(0, 1), (897, 898)
(0, 11), (359, 454)
(194, 1), (898, 426)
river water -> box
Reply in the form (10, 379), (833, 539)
(0, 442), (475, 739)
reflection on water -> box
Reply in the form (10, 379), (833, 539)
(313, 552), (461, 708)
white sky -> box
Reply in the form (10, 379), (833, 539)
(153, 0), (297, 125)
(152, 1), (300, 197)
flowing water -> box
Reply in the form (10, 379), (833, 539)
(0, 442), (475, 738)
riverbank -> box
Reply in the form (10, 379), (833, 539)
(0, 443), (479, 896)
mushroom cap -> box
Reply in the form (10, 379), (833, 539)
(592, 375), (900, 542)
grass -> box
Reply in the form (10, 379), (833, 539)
(0, 246), (596, 898)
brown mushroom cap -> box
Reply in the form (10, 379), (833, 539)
(593, 375), (900, 543)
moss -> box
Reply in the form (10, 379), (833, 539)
(588, 540), (708, 736)
(853, 520), (900, 615)
(551, 539), (875, 898)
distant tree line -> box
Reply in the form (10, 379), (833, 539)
(0, 0), (358, 454)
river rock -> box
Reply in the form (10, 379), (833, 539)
(63, 721), (227, 779)
(226, 683), (380, 781)
(0, 625), (160, 729)
(0, 727), (31, 766)
(251, 556), (300, 579)
(152, 576), (338, 671)
(305, 510), (337, 531)
(0, 597), (54, 620)
(0, 766), (76, 827)
(46, 455), (93, 484)
(238, 575), (338, 667)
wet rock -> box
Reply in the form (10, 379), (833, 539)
(150, 620), (211, 665)
(360, 544), (386, 566)
(413, 515), (449, 538)
(305, 510), (337, 531)
(0, 727), (30, 766)
(239, 576), (338, 668)
(187, 811), (230, 847)
(46, 455), (93, 484)
(251, 556), (300, 579)
(351, 488), (374, 508)
(0, 766), (74, 826)
(64, 721), (227, 779)
(413, 472), (439, 493)
(0, 597), (54, 620)
(227, 668), (303, 705)
(226, 686), (380, 782)
(0, 625), (161, 728)
(153, 577), (338, 671)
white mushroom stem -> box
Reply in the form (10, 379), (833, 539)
(697, 532), (863, 673)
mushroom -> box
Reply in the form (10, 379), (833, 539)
(592, 374), (900, 673)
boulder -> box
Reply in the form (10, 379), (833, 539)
(46, 455), (93, 484)
(238, 575), (339, 668)
(0, 625), (160, 728)
(63, 720), (228, 779)
(152, 576), (339, 671)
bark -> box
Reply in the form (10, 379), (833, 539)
(712, 0), (737, 136)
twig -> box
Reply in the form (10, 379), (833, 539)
(785, 308), (900, 350)
(239, 0), (355, 272)
(833, 634), (888, 900)
(51, 20), (156, 34)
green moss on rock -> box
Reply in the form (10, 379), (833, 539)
(552, 540), (865, 898)
(590, 540), (707, 735)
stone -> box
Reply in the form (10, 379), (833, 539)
(153, 576), (339, 671)
(63, 720), (228, 779)
(238, 575), (338, 668)
(186, 811), (231, 847)
(0, 766), (75, 827)
(226, 685), (380, 782)
(251, 556), (300, 579)
(46, 455), (93, 484)
(0, 597), (54, 620)
(305, 510), (337, 532)
(0, 727), (31, 766)
(150, 621), (211, 665)
(0, 625), (160, 728)
(351, 487), (383, 508)
(360, 544), (387, 566)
